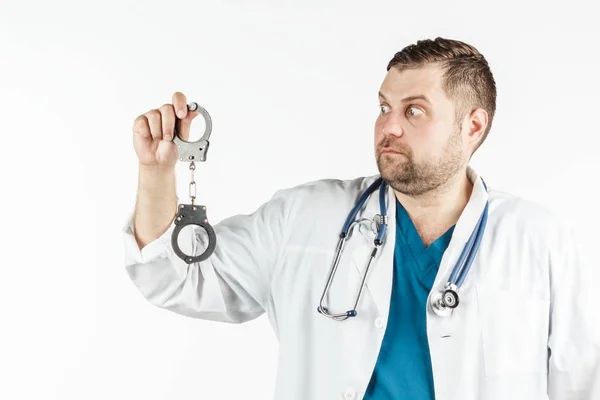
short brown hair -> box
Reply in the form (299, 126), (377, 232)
(387, 37), (497, 154)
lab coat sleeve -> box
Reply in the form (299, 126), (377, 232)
(547, 222), (600, 399)
(121, 188), (298, 324)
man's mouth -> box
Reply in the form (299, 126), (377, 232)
(381, 148), (404, 155)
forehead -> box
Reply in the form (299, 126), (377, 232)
(379, 64), (449, 104)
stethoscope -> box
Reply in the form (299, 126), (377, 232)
(317, 176), (489, 321)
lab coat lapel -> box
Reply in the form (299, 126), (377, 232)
(349, 177), (396, 319)
(426, 167), (489, 398)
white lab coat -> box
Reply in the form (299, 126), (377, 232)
(122, 166), (600, 400)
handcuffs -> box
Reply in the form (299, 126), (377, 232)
(170, 102), (216, 264)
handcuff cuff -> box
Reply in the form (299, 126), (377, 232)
(170, 102), (217, 264)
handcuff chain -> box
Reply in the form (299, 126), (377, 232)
(189, 161), (196, 206)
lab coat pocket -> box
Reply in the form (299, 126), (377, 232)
(475, 284), (550, 377)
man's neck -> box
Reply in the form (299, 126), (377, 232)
(393, 169), (473, 247)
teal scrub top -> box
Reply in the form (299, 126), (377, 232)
(363, 198), (455, 400)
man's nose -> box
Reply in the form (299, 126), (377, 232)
(380, 113), (405, 138)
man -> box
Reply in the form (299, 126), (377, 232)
(123, 37), (599, 399)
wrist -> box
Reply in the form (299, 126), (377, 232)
(138, 163), (175, 174)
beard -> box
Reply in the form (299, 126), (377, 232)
(375, 125), (465, 196)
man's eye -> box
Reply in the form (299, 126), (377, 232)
(380, 105), (390, 113)
(407, 106), (423, 116)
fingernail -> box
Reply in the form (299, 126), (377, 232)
(177, 110), (186, 118)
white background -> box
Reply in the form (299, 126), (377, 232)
(1, 0), (599, 399)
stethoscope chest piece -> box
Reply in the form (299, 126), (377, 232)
(429, 284), (460, 317)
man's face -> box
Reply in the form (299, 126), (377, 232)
(375, 64), (469, 196)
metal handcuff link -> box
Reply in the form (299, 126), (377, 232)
(170, 102), (217, 264)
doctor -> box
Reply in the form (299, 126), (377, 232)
(123, 37), (599, 399)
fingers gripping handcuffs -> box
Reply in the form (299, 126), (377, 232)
(171, 102), (217, 264)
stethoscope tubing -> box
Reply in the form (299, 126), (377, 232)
(318, 175), (488, 320)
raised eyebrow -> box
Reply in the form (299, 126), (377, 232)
(403, 95), (431, 104)
(378, 91), (431, 104)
